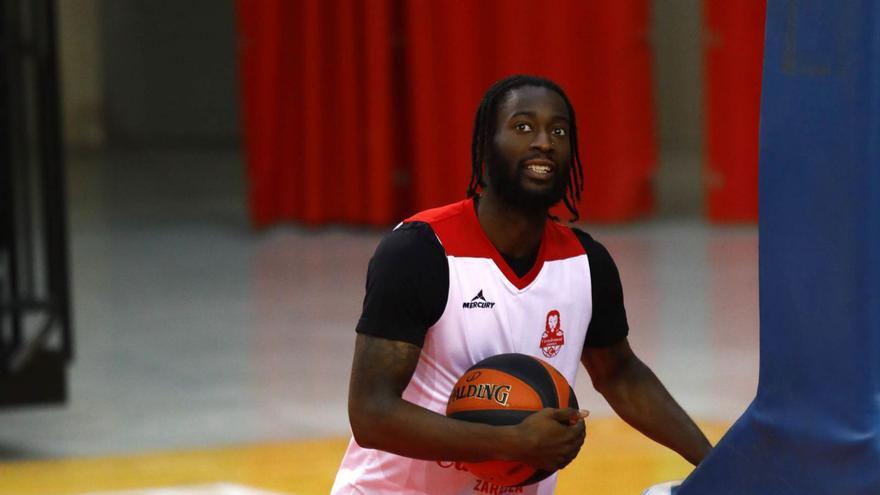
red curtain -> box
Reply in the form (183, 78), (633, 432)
(237, 0), (656, 227)
(704, 1), (766, 223)
(237, 0), (398, 226)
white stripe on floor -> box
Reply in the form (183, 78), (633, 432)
(81, 484), (295, 495)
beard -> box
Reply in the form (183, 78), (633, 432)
(485, 146), (569, 213)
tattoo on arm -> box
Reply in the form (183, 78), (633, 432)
(350, 334), (422, 409)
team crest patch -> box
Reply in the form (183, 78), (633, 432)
(539, 309), (565, 358)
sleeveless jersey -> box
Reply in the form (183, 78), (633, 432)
(332, 199), (611, 495)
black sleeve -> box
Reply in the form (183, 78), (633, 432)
(356, 221), (449, 347)
(572, 229), (630, 347)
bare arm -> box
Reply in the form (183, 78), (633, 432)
(582, 338), (712, 466)
(348, 333), (586, 470)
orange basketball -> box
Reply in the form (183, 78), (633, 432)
(446, 353), (579, 487)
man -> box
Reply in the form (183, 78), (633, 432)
(331, 75), (711, 494)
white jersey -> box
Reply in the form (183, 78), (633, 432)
(332, 199), (628, 495)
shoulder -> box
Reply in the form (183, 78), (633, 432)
(405, 199), (472, 227)
(569, 227), (615, 265)
(373, 221), (444, 261)
(359, 223), (450, 346)
(542, 221), (590, 260)
(574, 227), (629, 346)
(568, 227), (624, 288)
(404, 199), (485, 257)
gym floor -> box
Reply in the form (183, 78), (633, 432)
(0, 149), (758, 495)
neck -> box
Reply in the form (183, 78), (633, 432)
(475, 189), (547, 258)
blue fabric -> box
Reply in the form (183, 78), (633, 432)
(676, 1), (880, 493)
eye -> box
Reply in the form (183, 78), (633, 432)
(552, 127), (568, 137)
(514, 122), (533, 132)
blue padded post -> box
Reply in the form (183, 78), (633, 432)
(675, 1), (880, 493)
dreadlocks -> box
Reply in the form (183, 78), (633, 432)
(467, 75), (585, 222)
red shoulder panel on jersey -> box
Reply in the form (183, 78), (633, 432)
(404, 199), (587, 290)
(543, 221), (588, 261)
(405, 200), (470, 226)
(406, 199), (492, 257)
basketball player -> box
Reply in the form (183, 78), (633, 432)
(332, 75), (712, 494)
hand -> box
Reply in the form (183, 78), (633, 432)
(510, 408), (588, 472)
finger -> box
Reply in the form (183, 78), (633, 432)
(568, 409), (590, 425)
(550, 407), (576, 421)
(574, 427), (587, 446)
(558, 448), (579, 469)
(552, 407), (582, 425)
(534, 407), (563, 421)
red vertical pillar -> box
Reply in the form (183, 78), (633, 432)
(274, 1), (305, 223)
(404, 0), (487, 213)
(237, 0), (400, 227)
(573, 1), (656, 222)
(299, 0), (329, 224)
(236, 0), (283, 227)
(329, 0), (364, 224)
(361, 0), (398, 226)
(704, 0), (765, 222)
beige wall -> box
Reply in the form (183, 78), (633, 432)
(651, 0), (705, 217)
(58, 0), (105, 149)
(652, 0), (704, 152)
(98, 0), (239, 145)
(57, 0), (239, 148)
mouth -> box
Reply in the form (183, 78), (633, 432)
(522, 158), (556, 181)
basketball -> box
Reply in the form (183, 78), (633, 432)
(445, 353), (579, 487)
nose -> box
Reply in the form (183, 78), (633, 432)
(531, 130), (553, 152)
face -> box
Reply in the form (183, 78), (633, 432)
(486, 85), (572, 212)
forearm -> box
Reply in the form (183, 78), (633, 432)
(349, 335), (586, 470)
(350, 396), (519, 462)
(599, 358), (712, 465)
(348, 334), (526, 463)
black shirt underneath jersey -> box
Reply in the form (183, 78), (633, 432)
(500, 249), (539, 278)
(356, 221), (629, 348)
